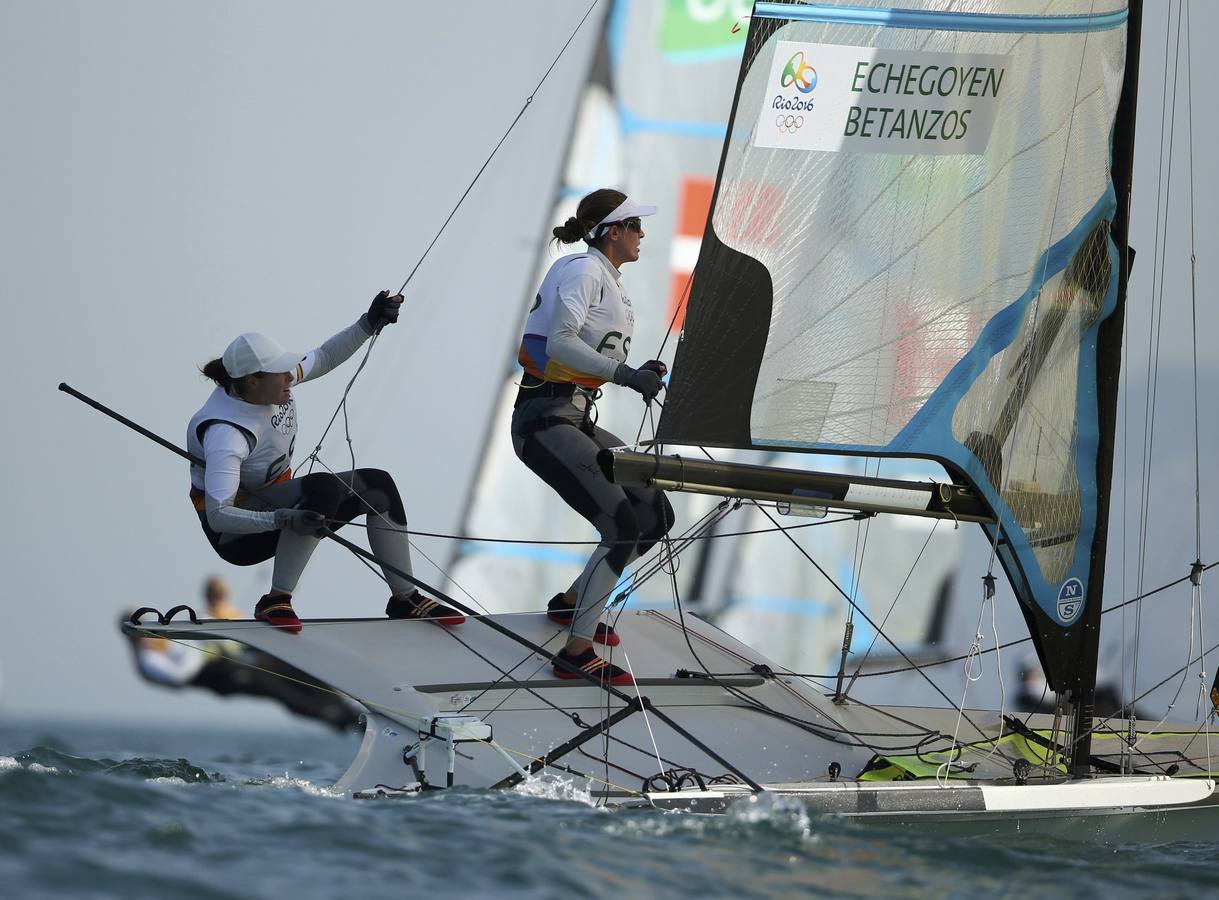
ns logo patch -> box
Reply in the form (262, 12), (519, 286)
(1057, 577), (1084, 624)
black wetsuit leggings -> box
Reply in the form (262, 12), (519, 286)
(512, 395), (673, 640)
(199, 468), (416, 596)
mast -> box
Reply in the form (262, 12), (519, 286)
(1069, 0), (1143, 777)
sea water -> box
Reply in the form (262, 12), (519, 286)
(1, 717), (1216, 899)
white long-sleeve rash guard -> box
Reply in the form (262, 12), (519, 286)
(545, 265), (624, 383)
(201, 318), (372, 534)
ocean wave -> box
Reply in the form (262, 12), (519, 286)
(0, 747), (218, 783)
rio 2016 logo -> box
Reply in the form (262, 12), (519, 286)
(781, 51), (817, 93)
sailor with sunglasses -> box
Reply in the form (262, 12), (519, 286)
(512, 189), (674, 685)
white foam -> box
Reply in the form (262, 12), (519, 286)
(512, 772), (597, 807)
(257, 774), (343, 799)
(0, 757), (19, 772)
(727, 793), (818, 843)
(607, 793), (818, 843)
(27, 763), (60, 775)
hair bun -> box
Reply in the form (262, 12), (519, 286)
(552, 215), (587, 244)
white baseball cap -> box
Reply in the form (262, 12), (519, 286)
(585, 197), (658, 241)
(222, 332), (304, 379)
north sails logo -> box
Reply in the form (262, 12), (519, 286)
(1057, 577), (1084, 623)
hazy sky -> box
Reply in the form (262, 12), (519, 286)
(1, 1), (1215, 730)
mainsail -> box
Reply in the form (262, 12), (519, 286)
(446, 0), (749, 613)
(657, 1), (1133, 696)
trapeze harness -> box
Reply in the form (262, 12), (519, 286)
(512, 247), (673, 640)
(185, 318), (418, 597)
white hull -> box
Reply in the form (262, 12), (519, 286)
(128, 610), (1219, 837)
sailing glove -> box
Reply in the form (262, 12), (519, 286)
(363, 290), (403, 332)
(639, 359), (668, 379)
(275, 508), (328, 537)
(613, 363), (663, 403)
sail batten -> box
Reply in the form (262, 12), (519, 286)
(659, 1), (1130, 686)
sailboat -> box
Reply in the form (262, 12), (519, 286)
(124, 0), (1219, 835)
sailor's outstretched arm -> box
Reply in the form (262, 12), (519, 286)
(296, 290), (403, 384)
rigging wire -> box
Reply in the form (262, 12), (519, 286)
(843, 517), (941, 694)
(291, 0), (604, 612)
(392, 0), (601, 297)
(1132, 0), (1184, 706)
(1181, 0), (1211, 774)
(330, 499), (860, 545)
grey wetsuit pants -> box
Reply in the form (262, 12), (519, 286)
(199, 468), (417, 597)
(512, 395), (673, 640)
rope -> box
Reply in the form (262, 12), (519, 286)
(299, 0), (604, 566)
(335, 508), (862, 545)
(393, 0), (601, 296)
(1133, 0), (1185, 705)
(1182, 0), (1210, 776)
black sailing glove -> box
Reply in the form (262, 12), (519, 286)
(274, 508), (328, 537)
(638, 359), (668, 379)
(364, 290), (403, 333)
(613, 363), (662, 403)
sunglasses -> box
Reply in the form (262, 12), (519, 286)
(615, 217), (643, 233)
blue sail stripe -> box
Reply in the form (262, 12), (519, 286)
(757, 188), (1118, 625)
(618, 107), (729, 139)
(753, 2), (1127, 33)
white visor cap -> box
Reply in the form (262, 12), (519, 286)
(222, 332), (304, 379)
(585, 197), (658, 241)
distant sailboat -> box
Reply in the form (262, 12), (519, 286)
(445, 0), (750, 615)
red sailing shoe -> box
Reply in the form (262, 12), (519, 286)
(254, 594), (302, 634)
(386, 591), (465, 626)
(552, 647), (634, 686)
(546, 593), (620, 646)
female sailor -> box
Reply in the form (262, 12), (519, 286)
(187, 290), (463, 633)
(513, 189), (674, 685)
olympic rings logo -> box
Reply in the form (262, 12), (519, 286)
(780, 51), (817, 93)
(775, 114), (804, 134)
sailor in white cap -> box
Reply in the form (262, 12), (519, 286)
(186, 290), (463, 633)
(512, 188), (674, 685)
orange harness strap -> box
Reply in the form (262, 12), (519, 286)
(189, 467), (293, 513)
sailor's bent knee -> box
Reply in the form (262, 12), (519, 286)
(605, 500), (641, 574)
(636, 492), (675, 556)
(357, 467), (407, 525)
(298, 472), (346, 517)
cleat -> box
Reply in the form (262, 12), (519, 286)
(552, 647), (633, 686)
(254, 594), (302, 634)
(386, 591), (465, 626)
(545, 594), (620, 646)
